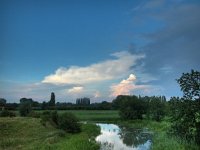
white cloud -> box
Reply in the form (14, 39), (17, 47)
(94, 91), (101, 98)
(68, 86), (83, 93)
(42, 51), (145, 85)
(110, 74), (148, 97)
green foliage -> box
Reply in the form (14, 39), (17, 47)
(0, 98), (6, 106)
(19, 102), (32, 116)
(51, 110), (119, 122)
(170, 70), (200, 145)
(148, 97), (166, 121)
(40, 111), (81, 133)
(117, 95), (146, 120)
(40, 111), (58, 127)
(177, 69), (200, 100)
(113, 95), (167, 121)
(58, 112), (81, 133)
(27, 111), (41, 118)
(0, 109), (16, 117)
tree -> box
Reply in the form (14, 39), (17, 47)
(149, 97), (166, 121)
(58, 112), (81, 133)
(0, 98), (6, 106)
(0, 98), (6, 110)
(170, 70), (200, 145)
(41, 101), (48, 110)
(118, 95), (146, 120)
(49, 92), (55, 107)
(19, 98), (32, 116)
(177, 69), (200, 100)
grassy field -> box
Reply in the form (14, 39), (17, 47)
(1, 110), (199, 150)
(0, 117), (100, 150)
(36, 110), (120, 122)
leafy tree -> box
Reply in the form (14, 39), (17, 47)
(0, 98), (6, 107)
(149, 97), (166, 121)
(41, 101), (48, 110)
(112, 95), (126, 109)
(19, 98), (32, 116)
(118, 95), (146, 120)
(170, 70), (200, 145)
(177, 69), (200, 100)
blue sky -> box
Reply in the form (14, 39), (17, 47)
(0, 0), (200, 103)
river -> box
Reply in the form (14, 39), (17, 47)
(95, 123), (152, 150)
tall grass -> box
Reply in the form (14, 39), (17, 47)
(0, 117), (100, 150)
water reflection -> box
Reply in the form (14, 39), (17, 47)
(96, 123), (152, 150)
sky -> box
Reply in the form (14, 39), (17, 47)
(0, 0), (200, 103)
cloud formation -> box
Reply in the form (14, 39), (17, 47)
(42, 51), (145, 85)
(110, 74), (147, 97)
(68, 86), (83, 93)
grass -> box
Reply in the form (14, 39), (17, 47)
(0, 117), (100, 150)
(1, 110), (200, 150)
(118, 119), (199, 150)
(38, 110), (120, 122)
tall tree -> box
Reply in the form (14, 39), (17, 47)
(170, 70), (200, 144)
(177, 69), (200, 100)
(49, 92), (55, 106)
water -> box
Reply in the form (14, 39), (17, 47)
(96, 123), (152, 150)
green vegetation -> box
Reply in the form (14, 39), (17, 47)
(0, 117), (100, 150)
(1, 70), (200, 149)
(120, 119), (199, 150)
(56, 110), (119, 122)
(169, 70), (200, 144)
(19, 98), (32, 116)
(0, 109), (16, 117)
(58, 112), (81, 133)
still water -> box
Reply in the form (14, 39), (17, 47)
(96, 123), (152, 150)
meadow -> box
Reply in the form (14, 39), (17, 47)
(0, 110), (199, 150)
(44, 110), (119, 122)
(0, 117), (100, 150)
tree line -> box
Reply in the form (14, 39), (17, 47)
(113, 70), (200, 145)
(0, 70), (199, 145)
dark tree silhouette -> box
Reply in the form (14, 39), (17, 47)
(177, 69), (200, 100)
(170, 70), (200, 145)
(49, 92), (55, 106)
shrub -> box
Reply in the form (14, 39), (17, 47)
(58, 112), (81, 133)
(0, 110), (16, 117)
(27, 111), (41, 118)
(19, 102), (32, 116)
(40, 111), (58, 127)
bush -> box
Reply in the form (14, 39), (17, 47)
(119, 95), (146, 120)
(27, 111), (41, 118)
(19, 102), (32, 116)
(40, 111), (58, 127)
(0, 110), (16, 117)
(58, 112), (81, 133)
(40, 111), (81, 133)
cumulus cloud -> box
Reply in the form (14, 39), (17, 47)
(68, 86), (83, 93)
(42, 51), (145, 85)
(94, 91), (101, 98)
(110, 74), (147, 97)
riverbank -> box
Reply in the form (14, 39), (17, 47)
(116, 119), (199, 150)
(1, 110), (199, 150)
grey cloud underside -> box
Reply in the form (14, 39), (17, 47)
(131, 1), (200, 81)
